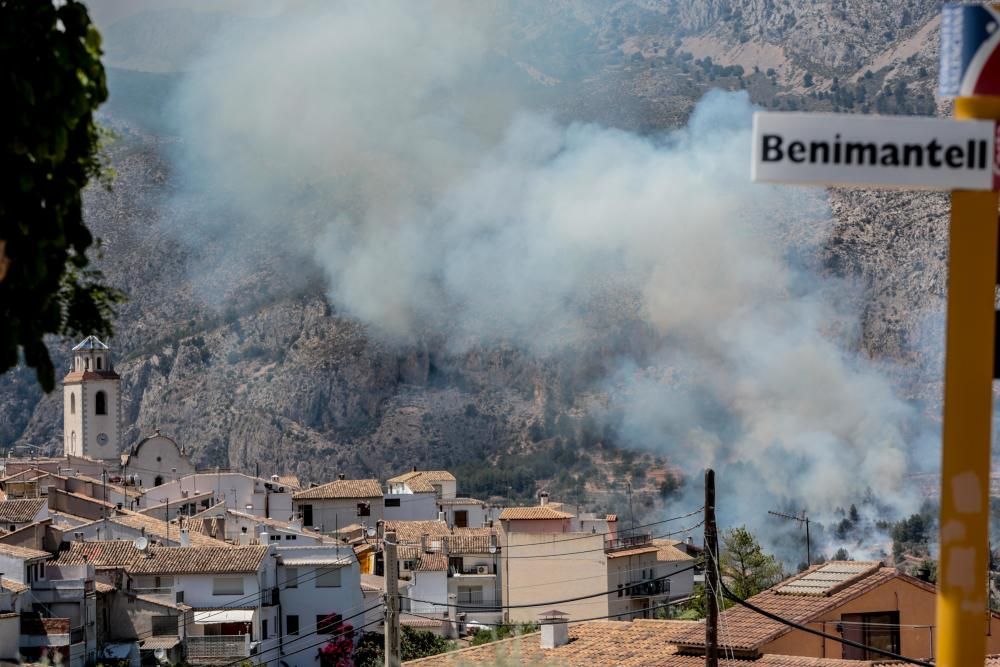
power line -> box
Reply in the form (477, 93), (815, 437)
(219, 604), (384, 667)
(718, 579), (933, 667)
(404, 562), (698, 611)
(497, 521), (704, 559)
(244, 601), (385, 665)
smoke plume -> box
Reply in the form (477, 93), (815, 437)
(166, 1), (929, 554)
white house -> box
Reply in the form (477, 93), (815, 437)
(0, 497), (47, 533)
(125, 544), (278, 663)
(387, 470), (456, 499)
(137, 472), (296, 521)
(257, 544), (364, 667)
(436, 497), (492, 529)
(224, 509), (329, 546)
(292, 478), (384, 535)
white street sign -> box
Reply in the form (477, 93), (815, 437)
(751, 112), (1000, 191)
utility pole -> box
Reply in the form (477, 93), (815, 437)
(384, 530), (401, 667)
(767, 510), (811, 567)
(704, 469), (718, 667)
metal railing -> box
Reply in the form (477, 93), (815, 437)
(624, 579), (669, 597)
(186, 635), (251, 659)
(260, 586), (280, 607)
(605, 534), (652, 552)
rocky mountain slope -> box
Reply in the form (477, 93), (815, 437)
(0, 1), (955, 511)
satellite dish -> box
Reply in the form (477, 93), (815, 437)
(366, 527), (377, 538)
(133, 536), (149, 551)
(154, 648), (167, 662)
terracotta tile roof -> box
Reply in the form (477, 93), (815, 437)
(0, 578), (28, 593)
(389, 470), (456, 483)
(94, 581), (115, 593)
(293, 479), (383, 500)
(400, 615), (441, 629)
(126, 545), (269, 575)
(444, 535), (493, 555)
(672, 562), (929, 652)
(384, 520), (450, 544)
(0, 498), (45, 523)
(412, 552), (448, 572)
(276, 475), (301, 490)
(606, 545), (660, 559)
(55, 540), (140, 568)
(437, 497), (485, 506)
(105, 512), (223, 548)
(139, 636), (181, 650)
(0, 542), (49, 560)
(404, 618), (884, 666)
(500, 506), (574, 520)
(652, 539), (695, 562)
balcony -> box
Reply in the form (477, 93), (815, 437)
(605, 534), (651, 553)
(260, 586), (280, 607)
(186, 635), (251, 660)
(624, 579), (669, 598)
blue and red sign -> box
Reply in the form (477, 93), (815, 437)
(940, 3), (1000, 97)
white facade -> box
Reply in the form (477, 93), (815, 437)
(384, 493), (438, 521)
(62, 336), (121, 461)
(138, 473), (295, 520)
(124, 433), (195, 488)
(408, 569), (448, 615)
(293, 497), (383, 535)
(437, 499), (490, 529)
(260, 544), (364, 667)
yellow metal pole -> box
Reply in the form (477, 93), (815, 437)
(937, 95), (1000, 667)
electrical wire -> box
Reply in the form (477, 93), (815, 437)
(505, 559), (697, 591)
(404, 562), (698, 611)
(244, 601), (385, 666)
(402, 599), (682, 629)
(127, 561), (353, 643)
(218, 604), (384, 667)
(718, 579), (933, 667)
(497, 521), (704, 558)
(256, 617), (385, 666)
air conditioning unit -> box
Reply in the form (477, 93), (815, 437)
(476, 565), (489, 575)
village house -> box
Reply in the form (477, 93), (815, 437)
(671, 560), (1000, 661)
(0, 497), (47, 533)
(137, 471), (297, 521)
(125, 544), (278, 663)
(292, 477), (384, 535)
(121, 431), (196, 488)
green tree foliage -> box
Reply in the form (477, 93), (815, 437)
(1, 0), (123, 391)
(354, 627), (455, 666)
(720, 526), (784, 599)
(470, 622), (539, 646)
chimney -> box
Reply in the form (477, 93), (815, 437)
(539, 491), (549, 506)
(539, 610), (569, 648)
(338, 473), (345, 480)
(686, 536), (694, 546)
(420, 534), (428, 554)
(437, 511), (446, 523)
(260, 531), (270, 548)
(179, 528), (190, 548)
(412, 466), (417, 473)
(238, 526), (250, 546)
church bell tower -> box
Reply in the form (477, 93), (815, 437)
(63, 336), (121, 461)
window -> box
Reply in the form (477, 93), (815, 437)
(85, 358), (90, 370)
(316, 568), (342, 588)
(261, 619), (268, 640)
(70, 431), (76, 449)
(212, 577), (244, 595)
(270, 534), (281, 541)
(96, 357), (102, 370)
(357, 502), (370, 517)
(154, 475), (163, 487)
(39, 563), (44, 579)
(316, 614), (342, 634)
(286, 615), (299, 636)
(841, 611), (900, 660)
(284, 534), (296, 540)
(95, 391), (107, 415)
(385, 498), (401, 507)
(457, 586), (483, 605)
(301, 505), (313, 526)
(70, 393), (75, 414)
(151, 616), (176, 636)
(283, 567), (298, 588)
(454, 510), (468, 528)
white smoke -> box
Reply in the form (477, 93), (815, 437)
(167, 1), (928, 551)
